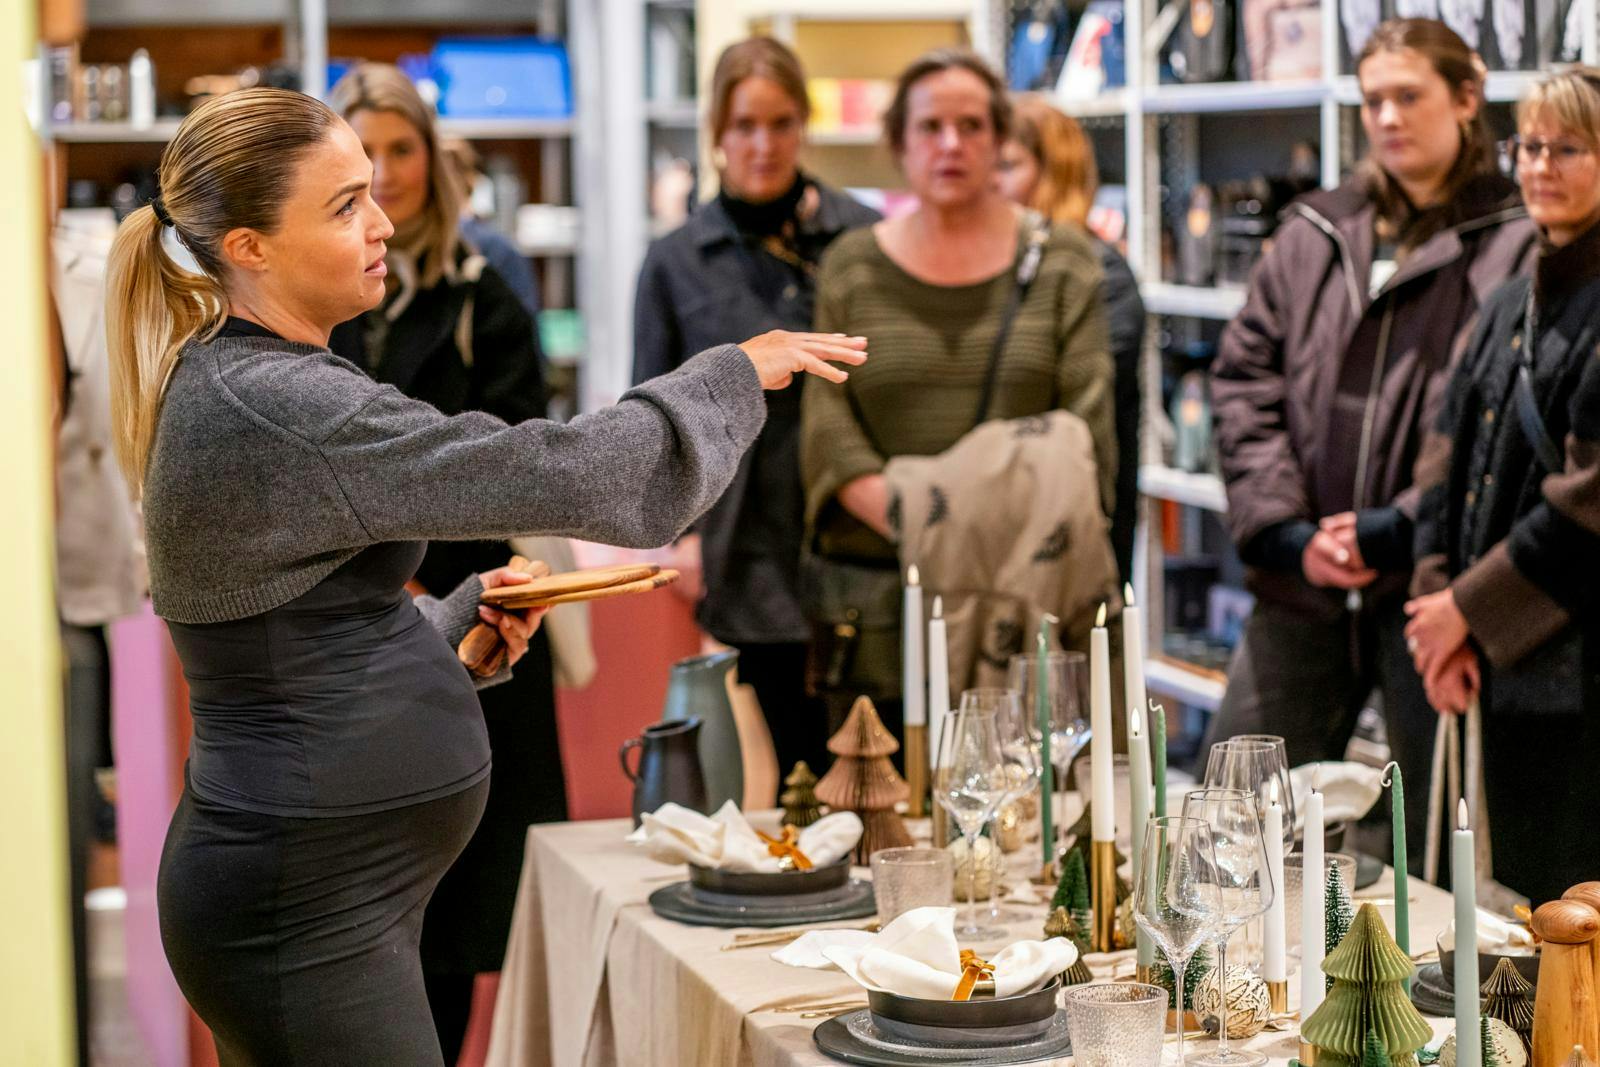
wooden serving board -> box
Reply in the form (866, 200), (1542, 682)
(484, 568), (679, 610)
(479, 563), (660, 607)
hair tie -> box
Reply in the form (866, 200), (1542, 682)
(150, 197), (174, 228)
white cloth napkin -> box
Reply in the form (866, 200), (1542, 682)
(1289, 761), (1385, 834)
(815, 906), (1078, 1000)
(771, 929), (877, 969)
(626, 800), (862, 872)
(1440, 908), (1538, 954)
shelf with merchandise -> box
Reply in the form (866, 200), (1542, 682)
(1145, 656), (1227, 712)
(1141, 282), (1246, 321)
(1056, 89), (1132, 119)
(1141, 78), (1329, 114)
(645, 100), (698, 130)
(1137, 465), (1227, 513)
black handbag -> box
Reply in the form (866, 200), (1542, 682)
(801, 215), (1052, 700)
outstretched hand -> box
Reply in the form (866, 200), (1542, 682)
(739, 331), (867, 390)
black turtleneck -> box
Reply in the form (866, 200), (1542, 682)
(1535, 214), (1600, 306)
(717, 172), (808, 237)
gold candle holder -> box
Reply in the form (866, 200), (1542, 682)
(1299, 1041), (1318, 1065)
(1267, 980), (1288, 1015)
(904, 726), (928, 818)
(1136, 965), (1153, 986)
(1092, 839), (1117, 953)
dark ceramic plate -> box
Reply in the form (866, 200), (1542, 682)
(688, 857), (850, 896)
(1411, 962), (1460, 1017)
(648, 878), (876, 928)
(1354, 851), (1383, 890)
(867, 978), (1062, 1048)
(1437, 937), (1540, 990)
(813, 1009), (1072, 1066)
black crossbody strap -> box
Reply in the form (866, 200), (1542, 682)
(973, 212), (1052, 428)
(1514, 286), (1566, 474)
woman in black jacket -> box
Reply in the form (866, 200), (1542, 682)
(632, 37), (879, 775)
(327, 63), (554, 1061)
(1406, 68), (1600, 904)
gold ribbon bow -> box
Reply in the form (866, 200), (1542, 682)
(952, 949), (994, 1001)
(757, 826), (813, 871)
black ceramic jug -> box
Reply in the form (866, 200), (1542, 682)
(619, 716), (708, 826)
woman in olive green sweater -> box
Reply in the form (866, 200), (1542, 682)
(801, 49), (1115, 565)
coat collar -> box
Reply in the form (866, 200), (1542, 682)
(1536, 214), (1600, 304)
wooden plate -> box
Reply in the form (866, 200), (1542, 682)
(486, 569), (679, 609)
(480, 563), (660, 607)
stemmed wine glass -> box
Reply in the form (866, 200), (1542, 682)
(1007, 650), (1091, 860)
(976, 687), (1040, 923)
(1181, 788), (1276, 1067)
(936, 705), (1010, 941)
(1134, 816), (1222, 1067)
(1204, 737), (1295, 858)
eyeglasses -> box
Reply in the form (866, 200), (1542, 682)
(1507, 135), (1595, 172)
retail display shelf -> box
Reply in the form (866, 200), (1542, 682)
(809, 126), (882, 146)
(48, 120), (181, 142)
(1056, 89), (1132, 118)
(1332, 68), (1542, 106)
(647, 0), (697, 9)
(646, 100), (699, 128)
(1141, 282), (1246, 320)
(516, 239), (578, 257)
(746, 1), (977, 19)
(1138, 465), (1228, 512)
(437, 117), (574, 140)
(1140, 79), (1327, 114)
(1146, 655), (1227, 712)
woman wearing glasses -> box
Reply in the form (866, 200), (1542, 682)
(1204, 18), (1536, 871)
(1406, 68), (1600, 903)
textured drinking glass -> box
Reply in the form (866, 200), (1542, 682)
(1062, 982), (1167, 1067)
(870, 847), (953, 925)
(1284, 852), (1358, 957)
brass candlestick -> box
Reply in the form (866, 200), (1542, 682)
(1092, 839), (1117, 953)
(904, 725), (928, 818)
(1299, 1041), (1318, 1065)
(1267, 980), (1288, 1015)
(1136, 965), (1153, 986)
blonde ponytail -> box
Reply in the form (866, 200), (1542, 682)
(105, 205), (225, 489)
(101, 87), (340, 491)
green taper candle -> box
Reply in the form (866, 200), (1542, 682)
(1151, 701), (1168, 819)
(1386, 761), (1410, 991)
(1037, 618), (1055, 872)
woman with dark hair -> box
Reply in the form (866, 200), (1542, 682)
(1204, 18), (1535, 868)
(1407, 68), (1600, 903)
(996, 94), (1144, 583)
(633, 36), (879, 776)
(324, 63), (552, 1062)
(106, 85), (864, 1065)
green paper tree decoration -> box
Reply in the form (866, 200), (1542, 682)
(1043, 906), (1095, 985)
(1362, 1029), (1395, 1067)
(1482, 957), (1535, 1052)
(1301, 903), (1432, 1067)
(1052, 847), (1091, 931)
(1327, 862), (1355, 991)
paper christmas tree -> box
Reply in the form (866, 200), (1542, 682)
(1301, 903), (1432, 1067)
(1482, 958), (1534, 1052)
(1327, 861), (1354, 990)
(814, 697), (911, 863)
(1362, 1030), (1394, 1067)
(780, 761), (823, 828)
(1052, 847), (1091, 931)
(1043, 906), (1095, 985)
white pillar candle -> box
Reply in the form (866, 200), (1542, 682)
(1301, 778), (1326, 1020)
(902, 566), (924, 728)
(1264, 795), (1286, 983)
(1089, 604), (1114, 843)
(1454, 798), (1481, 1067)
(927, 597), (949, 775)
(1128, 701), (1153, 967)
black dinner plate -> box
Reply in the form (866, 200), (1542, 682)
(647, 878), (876, 928)
(813, 1009), (1072, 1066)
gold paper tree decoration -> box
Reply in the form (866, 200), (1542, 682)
(1043, 906), (1094, 985)
(780, 761), (823, 828)
(1301, 903), (1432, 1067)
(1482, 958), (1535, 1052)
(814, 697), (911, 863)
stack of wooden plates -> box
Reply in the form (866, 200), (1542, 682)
(480, 563), (679, 610)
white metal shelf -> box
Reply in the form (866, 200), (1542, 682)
(1145, 657), (1226, 712)
(1141, 282), (1246, 320)
(646, 100), (699, 129)
(1332, 69), (1544, 106)
(1056, 89), (1131, 119)
(1141, 79), (1328, 114)
(1138, 465), (1228, 512)
(746, 1), (978, 19)
(49, 120), (182, 143)
(437, 116), (574, 139)
(517, 239), (579, 257)
(809, 126), (882, 146)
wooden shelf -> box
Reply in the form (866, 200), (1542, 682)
(1146, 656), (1227, 712)
(1141, 282), (1246, 320)
(1138, 465), (1228, 513)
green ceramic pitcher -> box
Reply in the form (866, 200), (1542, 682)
(659, 650), (744, 811)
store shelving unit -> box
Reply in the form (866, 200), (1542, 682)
(1058, 0), (1600, 716)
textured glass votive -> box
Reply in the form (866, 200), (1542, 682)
(1285, 851), (1358, 957)
(1062, 982), (1166, 1067)
(870, 847), (953, 925)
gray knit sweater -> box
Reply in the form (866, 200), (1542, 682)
(143, 334), (765, 625)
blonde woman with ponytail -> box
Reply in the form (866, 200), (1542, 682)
(112, 86), (865, 1066)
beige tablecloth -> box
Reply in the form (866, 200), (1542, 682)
(485, 815), (1456, 1067)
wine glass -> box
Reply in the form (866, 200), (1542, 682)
(1134, 816), (1221, 1067)
(975, 687), (1041, 924)
(1181, 788), (1276, 1067)
(1007, 650), (1091, 859)
(936, 706), (1009, 941)
(1204, 737), (1295, 858)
